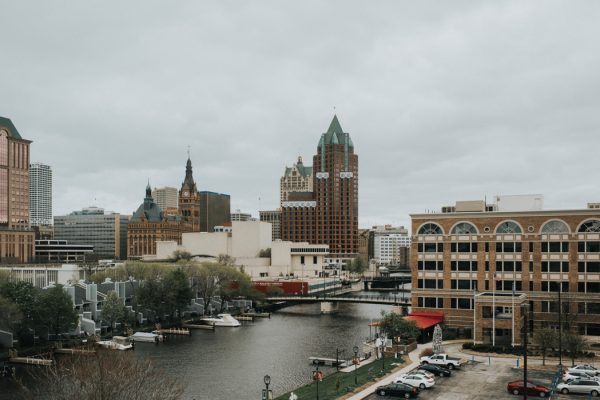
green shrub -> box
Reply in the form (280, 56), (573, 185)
(420, 348), (434, 358)
(462, 342), (474, 350)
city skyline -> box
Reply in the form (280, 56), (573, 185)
(2, 2), (600, 229)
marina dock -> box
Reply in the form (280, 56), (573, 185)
(182, 323), (215, 331)
(308, 356), (348, 368)
(156, 328), (191, 336)
(9, 357), (53, 366)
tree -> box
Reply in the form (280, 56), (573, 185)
(216, 254), (235, 266)
(163, 269), (193, 320)
(562, 332), (589, 367)
(0, 280), (37, 329)
(379, 311), (420, 343)
(348, 258), (367, 276)
(137, 277), (169, 322)
(102, 291), (127, 334)
(36, 285), (78, 336)
(532, 327), (558, 366)
(258, 248), (271, 258)
(28, 349), (184, 400)
(0, 295), (22, 332)
(172, 250), (192, 261)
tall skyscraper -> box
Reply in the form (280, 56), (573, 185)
(29, 162), (52, 226)
(0, 117), (35, 262)
(151, 186), (178, 213)
(281, 115), (358, 263)
(280, 156), (313, 204)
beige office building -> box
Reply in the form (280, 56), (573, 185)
(280, 156), (313, 204)
(411, 197), (600, 344)
(152, 186), (178, 213)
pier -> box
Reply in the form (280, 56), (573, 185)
(182, 322), (215, 331)
(156, 328), (191, 336)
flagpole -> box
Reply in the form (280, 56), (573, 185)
(473, 288), (477, 343)
(492, 273), (496, 347)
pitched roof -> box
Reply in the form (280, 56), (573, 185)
(319, 115), (352, 147)
(284, 156), (313, 178)
(131, 183), (164, 223)
(0, 116), (23, 139)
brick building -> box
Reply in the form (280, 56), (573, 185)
(281, 115), (358, 264)
(0, 117), (35, 263)
(411, 199), (600, 344)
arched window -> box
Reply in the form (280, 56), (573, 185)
(417, 223), (443, 235)
(578, 219), (600, 233)
(451, 222), (478, 235)
(496, 221), (522, 234)
(541, 220), (570, 234)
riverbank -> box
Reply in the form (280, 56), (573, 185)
(274, 357), (406, 400)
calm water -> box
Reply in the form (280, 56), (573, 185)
(134, 296), (395, 399)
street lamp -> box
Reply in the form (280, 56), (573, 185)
(521, 303), (530, 400)
(263, 374), (271, 400)
(313, 359), (322, 400)
(381, 337), (386, 371)
(353, 345), (359, 385)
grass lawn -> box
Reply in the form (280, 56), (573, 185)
(275, 357), (405, 400)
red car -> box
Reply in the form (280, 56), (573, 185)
(507, 380), (550, 397)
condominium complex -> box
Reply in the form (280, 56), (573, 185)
(281, 115), (359, 263)
(0, 117), (35, 263)
(29, 162), (52, 227)
(151, 186), (178, 214)
(411, 197), (600, 344)
(54, 207), (129, 259)
(371, 225), (411, 266)
(259, 209), (282, 240)
(280, 156), (313, 204)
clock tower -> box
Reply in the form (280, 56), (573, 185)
(179, 157), (201, 232)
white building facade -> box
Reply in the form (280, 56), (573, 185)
(372, 225), (411, 265)
(29, 162), (52, 226)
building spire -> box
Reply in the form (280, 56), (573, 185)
(182, 155), (195, 190)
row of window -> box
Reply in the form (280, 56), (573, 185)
(417, 278), (600, 293)
(417, 220), (600, 235)
(418, 241), (600, 254)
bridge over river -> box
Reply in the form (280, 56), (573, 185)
(265, 287), (411, 313)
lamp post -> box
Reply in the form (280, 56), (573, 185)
(353, 345), (359, 385)
(336, 348), (345, 372)
(263, 374), (271, 400)
(521, 303), (530, 400)
(313, 359), (321, 400)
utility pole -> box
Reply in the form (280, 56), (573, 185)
(521, 303), (530, 400)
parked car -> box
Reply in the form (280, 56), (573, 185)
(376, 383), (419, 398)
(420, 353), (463, 369)
(506, 380), (550, 397)
(557, 379), (600, 396)
(418, 363), (452, 377)
(393, 373), (435, 389)
(568, 365), (600, 377)
(563, 371), (599, 382)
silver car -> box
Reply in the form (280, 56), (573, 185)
(568, 365), (600, 377)
(557, 379), (600, 396)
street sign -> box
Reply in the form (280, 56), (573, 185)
(261, 389), (273, 400)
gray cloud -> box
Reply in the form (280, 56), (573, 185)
(1, 1), (599, 230)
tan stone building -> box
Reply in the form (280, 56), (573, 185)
(411, 199), (600, 344)
(280, 156), (313, 204)
(0, 117), (34, 263)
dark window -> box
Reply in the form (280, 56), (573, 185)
(578, 262), (585, 272)
(485, 242), (489, 252)
(424, 243), (436, 252)
(458, 299), (472, 309)
(437, 243), (444, 252)
(529, 242), (533, 252)
(418, 243), (424, 252)
(485, 261), (489, 271)
(457, 243), (471, 252)
(589, 262), (600, 273)
(451, 243), (456, 252)
(418, 297), (424, 307)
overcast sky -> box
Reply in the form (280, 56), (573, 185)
(2, 1), (599, 230)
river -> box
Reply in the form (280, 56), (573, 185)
(134, 292), (397, 399)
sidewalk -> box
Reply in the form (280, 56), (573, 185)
(343, 342), (431, 400)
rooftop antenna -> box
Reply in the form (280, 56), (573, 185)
(187, 145), (190, 158)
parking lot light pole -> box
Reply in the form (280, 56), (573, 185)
(353, 345), (359, 385)
(313, 359), (320, 400)
(381, 338), (385, 371)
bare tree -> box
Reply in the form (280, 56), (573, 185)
(532, 327), (558, 366)
(27, 348), (185, 400)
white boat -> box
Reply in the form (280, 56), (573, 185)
(129, 331), (164, 343)
(201, 313), (241, 327)
(97, 336), (134, 351)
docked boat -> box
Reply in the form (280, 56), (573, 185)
(129, 331), (164, 343)
(97, 336), (134, 350)
(200, 313), (241, 327)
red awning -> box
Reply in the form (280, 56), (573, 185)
(405, 312), (444, 330)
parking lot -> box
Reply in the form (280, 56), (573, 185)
(364, 361), (575, 400)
